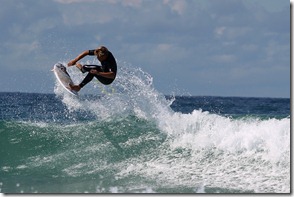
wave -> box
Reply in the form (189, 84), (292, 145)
(1, 115), (289, 192)
(54, 61), (290, 162)
(1, 62), (289, 193)
(49, 62), (291, 192)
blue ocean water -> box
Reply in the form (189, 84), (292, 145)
(0, 65), (290, 193)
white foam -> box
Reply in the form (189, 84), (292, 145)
(54, 61), (290, 163)
(158, 109), (290, 163)
(53, 61), (173, 120)
(53, 61), (290, 193)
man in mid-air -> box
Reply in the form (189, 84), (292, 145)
(67, 46), (117, 92)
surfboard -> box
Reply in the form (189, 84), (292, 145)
(53, 63), (78, 96)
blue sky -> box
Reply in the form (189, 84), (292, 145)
(0, 0), (290, 97)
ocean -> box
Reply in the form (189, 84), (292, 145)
(0, 65), (290, 194)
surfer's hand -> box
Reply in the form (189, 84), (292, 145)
(90, 69), (99, 75)
(68, 60), (76, 66)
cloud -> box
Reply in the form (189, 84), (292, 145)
(61, 8), (113, 26)
(157, 43), (172, 52)
(54, 0), (96, 4)
(241, 44), (258, 52)
(56, 0), (144, 26)
(163, 0), (187, 15)
(0, 0), (290, 97)
(120, 0), (142, 8)
(212, 54), (237, 63)
(214, 26), (226, 37)
(214, 26), (253, 41)
(54, 0), (142, 8)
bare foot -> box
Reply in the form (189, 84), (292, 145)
(69, 84), (81, 92)
(76, 63), (83, 70)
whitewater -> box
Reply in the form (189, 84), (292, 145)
(0, 62), (290, 193)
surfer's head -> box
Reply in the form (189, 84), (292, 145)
(95, 46), (109, 61)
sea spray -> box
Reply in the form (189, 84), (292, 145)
(54, 61), (174, 121)
(51, 62), (290, 193)
(0, 62), (289, 193)
(157, 109), (289, 159)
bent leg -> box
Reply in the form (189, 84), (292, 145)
(79, 73), (95, 88)
(94, 75), (114, 85)
(81, 65), (102, 73)
(78, 65), (102, 88)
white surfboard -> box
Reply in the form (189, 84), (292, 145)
(53, 63), (78, 96)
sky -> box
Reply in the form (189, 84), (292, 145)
(0, 0), (290, 98)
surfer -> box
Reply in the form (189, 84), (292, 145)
(67, 46), (117, 92)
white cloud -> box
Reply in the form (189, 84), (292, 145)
(171, 0), (187, 15)
(264, 41), (289, 63)
(241, 44), (258, 52)
(0, 0), (289, 97)
(3, 40), (40, 70)
(214, 26), (226, 38)
(54, 0), (142, 8)
(157, 43), (172, 52)
(62, 11), (112, 26)
(54, 0), (96, 4)
(121, 0), (142, 8)
(214, 26), (253, 40)
(163, 0), (187, 15)
(212, 54), (237, 63)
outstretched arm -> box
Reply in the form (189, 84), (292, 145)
(68, 50), (89, 66)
